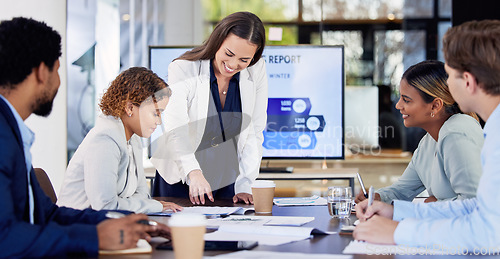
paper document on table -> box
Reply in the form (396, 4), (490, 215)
(273, 195), (327, 206)
(209, 250), (352, 258)
(99, 239), (151, 255)
(342, 241), (444, 255)
(148, 206), (254, 216)
(207, 215), (314, 228)
(205, 225), (330, 246)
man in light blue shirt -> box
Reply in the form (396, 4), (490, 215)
(354, 20), (500, 253)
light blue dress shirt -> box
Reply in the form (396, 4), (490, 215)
(0, 94), (35, 223)
(392, 103), (500, 251)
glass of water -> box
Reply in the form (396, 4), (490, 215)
(327, 186), (352, 218)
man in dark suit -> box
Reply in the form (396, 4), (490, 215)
(0, 17), (169, 257)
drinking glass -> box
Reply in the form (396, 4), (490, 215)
(327, 186), (352, 218)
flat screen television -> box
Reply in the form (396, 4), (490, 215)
(149, 45), (345, 161)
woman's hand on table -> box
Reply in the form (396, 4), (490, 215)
(188, 169), (214, 205)
(160, 201), (183, 212)
(233, 192), (253, 204)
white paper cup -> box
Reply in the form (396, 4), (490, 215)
(251, 180), (276, 214)
(168, 213), (206, 259)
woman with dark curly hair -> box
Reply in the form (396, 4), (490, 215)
(57, 67), (182, 213)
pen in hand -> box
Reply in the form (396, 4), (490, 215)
(367, 186), (374, 207)
(105, 211), (158, 226)
(356, 172), (368, 198)
(365, 186), (374, 221)
(136, 219), (158, 226)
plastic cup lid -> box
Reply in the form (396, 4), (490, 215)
(251, 180), (276, 188)
(168, 213), (206, 227)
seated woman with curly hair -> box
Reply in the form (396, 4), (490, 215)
(57, 67), (182, 213)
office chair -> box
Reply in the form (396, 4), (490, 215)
(34, 168), (57, 203)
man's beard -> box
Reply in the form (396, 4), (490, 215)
(33, 90), (57, 117)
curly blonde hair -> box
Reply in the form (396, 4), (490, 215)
(99, 67), (171, 117)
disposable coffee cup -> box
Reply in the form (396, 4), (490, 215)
(168, 213), (206, 259)
(251, 180), (276, 214)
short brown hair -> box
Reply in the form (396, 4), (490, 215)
(443, 20), (500, 95)
(99, 67), (171, 117)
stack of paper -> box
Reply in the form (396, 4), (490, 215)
(207, 215), (315, 228)
(148, 206), (254, 216)
(210, 250), (353, 258)
(205, 225), (329, 246)
(273, 195), (327, 206)
(342, 241), (444, 255)
(99, 239), (151, 255)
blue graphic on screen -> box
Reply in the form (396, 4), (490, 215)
(264, 98), (325, 150)
(262, 46), (344, 159)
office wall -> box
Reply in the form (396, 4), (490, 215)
(0, 0), (68, 194)
(163, 0), (204, 45)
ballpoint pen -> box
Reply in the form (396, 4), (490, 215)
(367, 186), (374, 207)
(356, 172), (368, 198)
(105, 211), (158, 226)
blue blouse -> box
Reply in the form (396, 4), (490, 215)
(192, 61), (242, 194)
(209, 61), (242, 141)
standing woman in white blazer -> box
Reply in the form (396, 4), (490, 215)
(58, 67), (182, 213)
(151, 12), (267, 205)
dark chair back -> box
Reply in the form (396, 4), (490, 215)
(34, 168), (57, 203)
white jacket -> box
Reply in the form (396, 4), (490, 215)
(58, 115), (163, 213)
(151, 58), (268, 194)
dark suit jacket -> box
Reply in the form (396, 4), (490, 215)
(0, 97), (108, 257)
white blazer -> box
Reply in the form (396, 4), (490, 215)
(151, 58), (268, 194)
(58, 115), (163, 213)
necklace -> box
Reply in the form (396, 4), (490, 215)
(222, 90), (227, 95)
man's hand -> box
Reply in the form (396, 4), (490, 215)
(353, 215), (398, 245)
(354, 190), (381, 204)
(355, 200), (394, 222)
(188, 170), (213, 205)
(97, 214), (154, 250)
(146, 221), (171, 240)
(424, 195), (437, 203)
(233, 192), (253, 204)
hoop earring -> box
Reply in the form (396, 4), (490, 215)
(431, 113), (435, 118)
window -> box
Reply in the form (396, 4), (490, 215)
(201, 0), (450, 88)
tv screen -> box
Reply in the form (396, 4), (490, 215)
(149, 45), (344, 160)
(261, 46), (344, 159)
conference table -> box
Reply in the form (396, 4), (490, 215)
(115, 197), (478, 259)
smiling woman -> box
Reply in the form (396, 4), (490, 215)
(355, 60), (484, 204)
(57, 67), (183, 214)
(151, 11), (268, 205)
